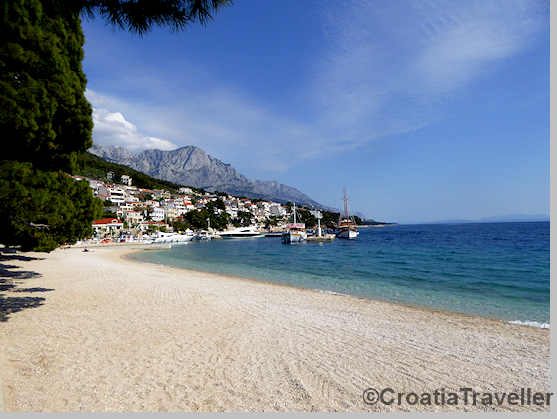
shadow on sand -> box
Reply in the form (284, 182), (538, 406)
(0, 253), (51, 322)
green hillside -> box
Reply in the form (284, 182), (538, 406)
(76, 152), (204, 193)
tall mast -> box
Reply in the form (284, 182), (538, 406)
(343, 188), (349, 218)
(293, 202), (297, 224)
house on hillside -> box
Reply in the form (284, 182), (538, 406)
(121, 175), (132, 186)
(150, 207), (166, 222)
(138, 221), (170, 232)
(92, 218), (123, 237)
(123, 211), (143, 226)
(108, 187), (126, 205)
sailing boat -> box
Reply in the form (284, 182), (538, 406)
(336, 189), (359, 240)
(282, 203), (307, 244)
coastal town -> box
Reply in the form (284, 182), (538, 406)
(76, 171), (347, 243)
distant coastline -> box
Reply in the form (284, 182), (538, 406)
(402, 216), (549, 225)
(356, 223), (396, 228)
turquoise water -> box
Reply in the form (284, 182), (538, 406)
(130, 222), (550, 326)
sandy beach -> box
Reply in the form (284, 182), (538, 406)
(0, 246), (550, 412)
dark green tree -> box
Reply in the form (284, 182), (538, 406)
(80, 0), (230, 35)
(264, 216), (281, 228)
(102, 210), (118, 218)
(1, 0), (229, 251)
(321, 210), (341, 229)
(206, 198), (225, 212)
(181, 208), (228, 230)
(232, 210), (253, 227)
(1, 0), (92, 171)
(296, 208), (317, 229)
(0, 161), (103, 252)
(170, 218), (191, 231)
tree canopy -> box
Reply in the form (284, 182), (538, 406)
(171, 208), (229, 231)
(79, 0), (231, 35)
(0, 161), (103, 252)
(1, 0), (229, 251)
(1, 0), (92, 172)
(231, 210), (253, 227)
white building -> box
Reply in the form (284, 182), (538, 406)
(269, 205), (285, 216)
(92, 218), (123, 237)
(145, 200), (160, 208)
(153, 190), (171, 200)
(150, 207), (166, 222)
(116, 204), (135, 217)
(120, 175), (132, 186)
(124, 211), (143, 225)
(138, 221), (171, 232)
(226, 208), (238, 218)
(108, 187), (126, 205)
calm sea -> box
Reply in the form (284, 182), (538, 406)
(130, 222), (550, 327)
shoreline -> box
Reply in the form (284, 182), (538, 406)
(124, 246), (549, 330)
(0, 247), (550, 411)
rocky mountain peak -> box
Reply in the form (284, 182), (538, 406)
(89, 144), (324, 207)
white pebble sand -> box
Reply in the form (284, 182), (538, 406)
(0, 246), (550, 412)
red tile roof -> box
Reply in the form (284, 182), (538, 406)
(93, 218), (121, 225)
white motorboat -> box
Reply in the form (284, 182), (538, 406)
(153, 231), (194, 243)
(195, 230), (213, 240)
(218, 226), (264, 239)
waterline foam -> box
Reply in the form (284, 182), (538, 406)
(509, 320), (549, 329)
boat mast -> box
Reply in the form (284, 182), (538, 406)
(343, 188), (349, 218)
(293, 202), (297, 224)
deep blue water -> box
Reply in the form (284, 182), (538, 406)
(130, 222), (550, 326)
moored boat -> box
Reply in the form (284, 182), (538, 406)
(218, 226), (264, 239)
(153, 230), (194, 243)
(195, 230), (211, 240)
(336, 189), (359, 240)
(282, 203), (307, 244)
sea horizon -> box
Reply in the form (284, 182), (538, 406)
(391, 217), (550, 226)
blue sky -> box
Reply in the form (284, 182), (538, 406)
(81, 0), (549, 223)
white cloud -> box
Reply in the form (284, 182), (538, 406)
(86, 88), (319, 172)
(90, 105), (177, 151)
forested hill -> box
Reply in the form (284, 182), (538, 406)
(76, 152), (204, 193)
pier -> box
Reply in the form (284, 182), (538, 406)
(306, 234), (336, 242)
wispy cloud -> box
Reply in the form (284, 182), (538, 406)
(413, 0), (546, 91)
(312, 0), (547, 142)
(85, 0), (547, 171)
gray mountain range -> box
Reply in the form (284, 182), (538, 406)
(90, 144), (325, 208)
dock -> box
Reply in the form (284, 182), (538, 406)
(264, 232), (282, 237)
(306, 234), (336, 242)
